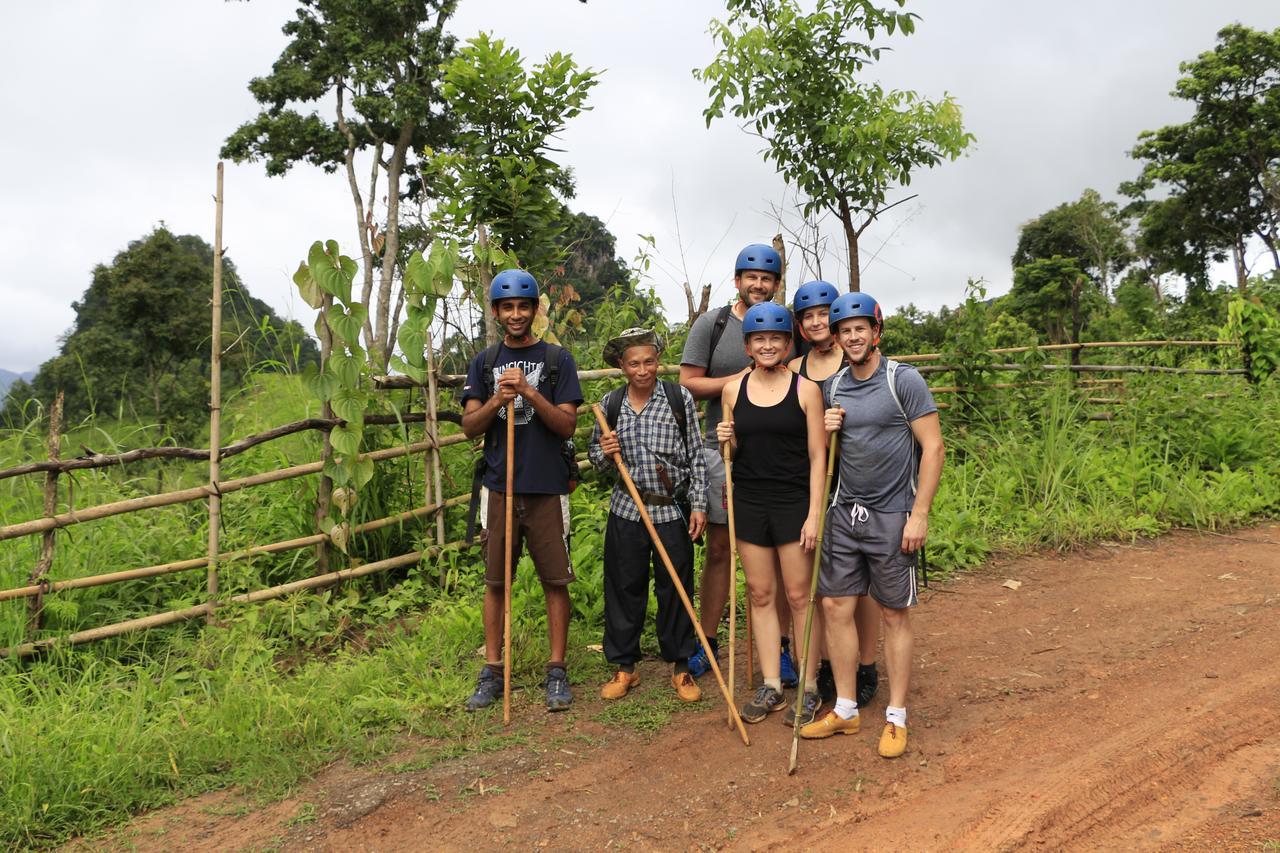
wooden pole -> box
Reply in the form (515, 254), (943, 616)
(789, 437), (840, 775)
(26, 391), (63, 637)
(0, 437), (452, 542)
(0, 494), (470, 603)
(503, 401), (515, 726)
(425, 330), (446, 549)
(722, 400), (737, 729)
(593, 405), (751, 745)
(207, 162), (225, 624)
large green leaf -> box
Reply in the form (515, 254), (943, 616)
(292, 261), (324, 309)
(352, 457), (375, 489)
(328, 304), (363, 346)
(331, 423), (362, 456)
(326, 351), (362, 388)
(330, 387), (366, 424)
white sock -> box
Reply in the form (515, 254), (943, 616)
(886, 705), (907, 727)
(764, 676), (782, 692)
(833, 698), (859, 720)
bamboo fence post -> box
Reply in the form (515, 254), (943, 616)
(425, 330), (446, 549)
(25, 391), (63, 638)
(206, 162), (225, 624)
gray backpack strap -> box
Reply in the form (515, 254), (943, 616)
(884, 359), (919, 496)
(826, 366), (850, 409)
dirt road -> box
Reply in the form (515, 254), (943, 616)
(97, 526), (1280, 851)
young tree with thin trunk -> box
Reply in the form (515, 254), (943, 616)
(221, 0), (459, 369)
(697, 0), (973, 292)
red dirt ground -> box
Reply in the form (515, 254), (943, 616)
(83, 525), (1280, 851)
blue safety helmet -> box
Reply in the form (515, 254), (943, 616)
(489, 269), (539, 303)
(734, 243), (782, 277)
(792, 280), (840, 315)
(828, 292), (883, 330)
(742, 302), (794, 338)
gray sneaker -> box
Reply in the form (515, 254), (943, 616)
(782, 690), (821, 726)
(544, 666), (572, 711)
(465, 666), (502, 711)
(741, 685), (786, 723)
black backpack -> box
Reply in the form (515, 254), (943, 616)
(465, 342), (577, 545)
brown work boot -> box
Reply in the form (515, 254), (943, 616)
(800, 710), (861, 739)
(878, 722), (908, 758)
(671, 669), (701, 702)
(600, 670), (640, 700)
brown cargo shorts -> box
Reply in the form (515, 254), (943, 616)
(484, 492), (575, 588)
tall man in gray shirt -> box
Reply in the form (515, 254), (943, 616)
(678, 243), (783, 676)
(799, 292), (944, 760)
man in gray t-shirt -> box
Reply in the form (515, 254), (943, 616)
(798, 292), (944, 764)
(678, 242), (783, 676)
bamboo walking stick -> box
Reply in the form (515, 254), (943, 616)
(746, 584), (754, 690)
(592, 405), (751, 746)
(722, 401), (736, 729)
(788, 436), (840, 775)
(503, 401), (516, 726)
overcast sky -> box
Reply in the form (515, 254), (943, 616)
(1, 0), (1277, 372)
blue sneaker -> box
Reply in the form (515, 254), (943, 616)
(779, 645), (798, 689)
(465, 666), (503, 711)
(687, 639), (719, 678)
(544, 666), (572, 712)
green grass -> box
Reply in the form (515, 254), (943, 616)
(1, 372), (1278, 846)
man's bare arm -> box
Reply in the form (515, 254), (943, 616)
(679, 364), (741, 401)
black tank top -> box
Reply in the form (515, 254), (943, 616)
(732, 372), (810, 495)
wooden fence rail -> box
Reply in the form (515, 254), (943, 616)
(0, 336), (1246, 657)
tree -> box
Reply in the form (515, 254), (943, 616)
(222, 0), (459, 368)
(1009, 256), (1101, 348)
(421, 33), (599, 343)
(697, 0), (973, 291)
(1013, 189), (1131, 297)
(1122, 24), (1280, 290)
(3, 229), (317, 435)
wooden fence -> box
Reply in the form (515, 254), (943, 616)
(0, 332), (1244, 658)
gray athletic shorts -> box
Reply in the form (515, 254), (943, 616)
(703, 443), (729, 526)
(819, 502), (918, 608)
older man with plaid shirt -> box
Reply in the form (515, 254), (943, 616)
(589, 328), (708, 702)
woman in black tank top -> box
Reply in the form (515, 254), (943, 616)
(716, 303), (828, 722)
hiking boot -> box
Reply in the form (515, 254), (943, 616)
(687, 639), (718, 679)
(465, 666), (503, 712)
(671, 670), (702, 703)
(782, 690), (821, 727)
(779, 645), (798, 689)
(857, 663), (879, 708)
(544, 666), (572, 712)
(817, 659), (836, 705)
(740, 685), (786, 723)
(878, 722), (907, 758)
(600, 670), (639, 700)
(800, 709), (861, 739)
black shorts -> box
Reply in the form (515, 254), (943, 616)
(732, 486), (808, 547)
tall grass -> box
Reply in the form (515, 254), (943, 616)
(0, 373), (1277, 846)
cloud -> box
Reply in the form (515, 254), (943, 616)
(0, 0), (1275, 369)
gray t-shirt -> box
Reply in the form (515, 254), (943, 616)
(680, 306), (748, 441)
(827, 358), (937, 513)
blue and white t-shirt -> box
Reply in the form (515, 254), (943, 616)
(461, 341), (584, 494)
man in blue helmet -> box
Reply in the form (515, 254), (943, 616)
(679, 243), (793, 680)
(460, 269), (584, 713)
(799, 292), (944, 760)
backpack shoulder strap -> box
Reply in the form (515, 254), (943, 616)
(826, 365), (850, 408)
(883, 358), (919, 496)
(480, 343), (502, 397)
(604, 386), (626, 432)
(884, 358), (908, 421)
(660, 380), (689, 445)
(543, 342), (563, 391)
(705, 304), (733, 370)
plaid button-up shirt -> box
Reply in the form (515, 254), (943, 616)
(588, 383), (708, 524)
